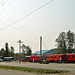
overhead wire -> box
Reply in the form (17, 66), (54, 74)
(0, 0), (44, 22)
(0, 19), (39, 39)
(43, 40), (48, 49)
(0, 0), (4, 5)
(0, 0), (15, 13)
(11, 25), (39, 39)
(17, 25), (39, 37)
(0, 0), (54, 44)
(6, 0), (48, 22)
(0, 0), (49, 38)
(0, 19), (39, 41)
(0, 0), (8, 8)
(2, 27), (39, 41)
(0, 0), (54, 52)
(0, 0), (54, 31)
(5, 0), (39, 21)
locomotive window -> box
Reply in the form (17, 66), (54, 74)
(51, 56), (53, 58)
(72, 56), (74, 58)
(68, 56), (70, 58)
(59, 56), (60, 58)
(55, 56), (56, 58)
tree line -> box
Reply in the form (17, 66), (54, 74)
(55, 30), (75, 54)
(0, 42), (15, 57)
(0, 42), (32, 58)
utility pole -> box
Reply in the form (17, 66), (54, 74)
(40, 36), (42, 56)
(40, 36), (42, 63)
(17, 40), (23, 63)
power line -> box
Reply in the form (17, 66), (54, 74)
(0, 27), (39, 43)
(11, 25), (39, 38)
(0, 21), (38, 41)
(5, 0), (39, 21)
(0, 0), (8, 8)
(0, 0), (4, 5)
(43, 40), (48, 49)
(0, 19), (39, 38)
(0, 0), (54, 31)
(6, 0), (48, 22)
(1, 25), (38, 40)
(0, 0), (15, 13)
(0, 0), (48, 37)
(18, 25), (39, 37)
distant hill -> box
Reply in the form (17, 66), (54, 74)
(34, 50), (49, 55)
(43, 49), (56, 55)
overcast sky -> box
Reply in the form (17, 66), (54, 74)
(0, 0), (75, 53)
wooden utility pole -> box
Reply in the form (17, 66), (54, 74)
(17, 40), (23, 63)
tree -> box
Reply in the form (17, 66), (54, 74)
(55, 30), (75, 54)
(0, 48), (6, 57)
(21, 44), (26, 58)
(26, 46), (32, 55)
(67, 30), (74, 53)
(5, 42), (9, 57)
(10, 46), (15, 57)
(55, 32), (66, 54)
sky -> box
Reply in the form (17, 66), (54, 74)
(0, 0), (75, 53)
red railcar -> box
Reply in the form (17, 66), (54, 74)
(46, 54), (75, 62)
(53, 54), (65, 62)
(45, 55), (54, 62)
(30, 54), (65, 62)
(29, 54), (65, 62)
(44, 54), (65, 62)
(30, 55), (40, 62)
(66, 54), (75, 62)
(28, 54), (75, 63)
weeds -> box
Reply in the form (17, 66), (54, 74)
(0, 65), (69, 74)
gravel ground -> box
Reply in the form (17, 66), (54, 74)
(0, 62), (75, 75)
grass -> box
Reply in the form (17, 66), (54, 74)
(0, 65), (69, 74)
